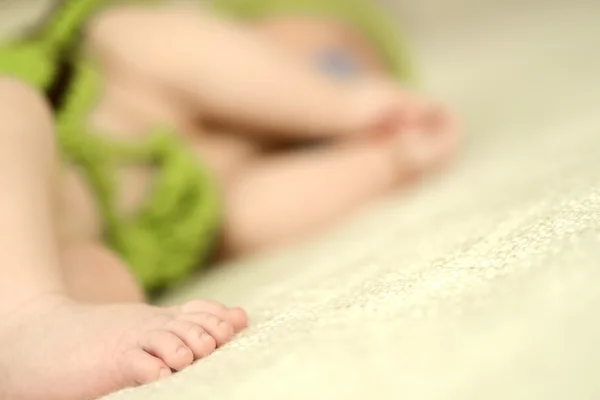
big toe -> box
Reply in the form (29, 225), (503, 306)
(140, 329), (194, 371)
(121, 348), (172, 386)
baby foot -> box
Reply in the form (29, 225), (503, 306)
(0, 295), (247, 400)
(348, 80), (461, 180)
(348, 78), (459, 148)
(391, 98), (461, 174)
(375, 91), (461, 177)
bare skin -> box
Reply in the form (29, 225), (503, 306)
(53, 5), (460, 302)
(69, 5), (459, 266)
(0, 4), (460, 400)
(0, 78), (247, 400)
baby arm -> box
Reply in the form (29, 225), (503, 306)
(87, 4), (399, 140)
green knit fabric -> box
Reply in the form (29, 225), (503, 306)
(0, 0), (221, 294)
(210, 0), (417, 83)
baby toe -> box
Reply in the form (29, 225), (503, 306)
(179, 299), (229, 318)
(393, 130), (438, 171)
(426, 106), (463, 167)
(199, 331), (218, 354)
(398, 95), (430, 130)
(165, 320), (215, 359)
(140, 329), (194, 371)
(229, 307), (248, 332)
(179, 299), (248, 332)
(179, 312), (235, 347)
(121, 348), (171, 386)
(423, 103), (447, 133)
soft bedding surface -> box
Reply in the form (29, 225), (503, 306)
(2, 0), (600, 399)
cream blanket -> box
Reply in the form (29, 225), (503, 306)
(2, 1), (600, 399)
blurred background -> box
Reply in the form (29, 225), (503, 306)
(1, 0), (600, 399)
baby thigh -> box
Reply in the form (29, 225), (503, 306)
(58, 165), (145, 303)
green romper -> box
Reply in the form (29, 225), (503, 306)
(0, 0), (221, 294)
(0, 0), (414, 294)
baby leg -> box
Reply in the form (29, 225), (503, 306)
(87, 4), (400, 140)
(62, 241), (146, 304)
(58, 167), (145, 304)
(0, 77), (64, 311)
(0, 78), (247, 400)
(221, 130), (451, 257)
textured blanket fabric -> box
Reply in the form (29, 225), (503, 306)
(2, 1), (600, 399)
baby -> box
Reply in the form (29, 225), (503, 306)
(0, 0), (459, 399)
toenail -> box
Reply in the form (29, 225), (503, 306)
(159, 368), (171, 379)
(201, 333), (213, 342)
(177, 346), (190, 356)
